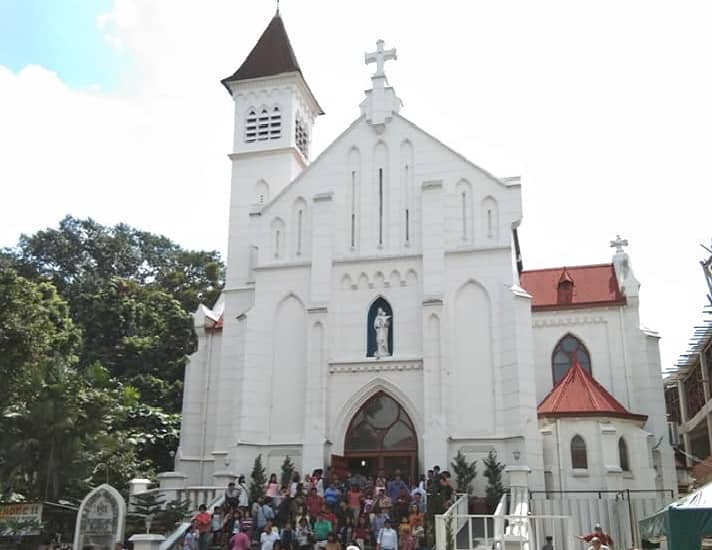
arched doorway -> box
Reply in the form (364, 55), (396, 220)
(344, 391), (418, 484)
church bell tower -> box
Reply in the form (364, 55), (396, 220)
(221, 10), (323, 289)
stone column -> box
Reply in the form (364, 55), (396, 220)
(302, 191), (333, 473)
(505, 464), (532, 489)
(420, 180), (446, 468)
(422, 299), (447, 471)
(212, 470), (237, 489)
(158, 472), (188, 504)
(420, 180), (444, 299)
(599, 421), (623, 491)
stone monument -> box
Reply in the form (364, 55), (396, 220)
(73, 483), (126, 550)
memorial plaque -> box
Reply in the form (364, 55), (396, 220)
(73, 484), (126, 550)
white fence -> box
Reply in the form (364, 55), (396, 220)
(530, 491), (671, 550)
(435, 493), (574, 550)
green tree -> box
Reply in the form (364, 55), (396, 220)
(77, 277), (196, 411)
(280, 456), (295, 488)
(451, 451), (477, 495)
(4, 215), (223, 312)
(250, 454), (267, 504)
(0, 268), (80, 415)
(0, 269), (150, 501)
(129, 491), (166, 534)
(483, 450), (505, 513)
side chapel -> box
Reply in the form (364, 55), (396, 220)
(173, 12), (676, 495)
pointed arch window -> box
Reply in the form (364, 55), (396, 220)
(571, 435), (588, 469)
(345, 392), (416, 452)
(552, 334), (591, 385)
(619, 437), (630, 472)
(245, 109), (257, 143)
(269, 106), (281, 139)
(295, 117), (309, 157)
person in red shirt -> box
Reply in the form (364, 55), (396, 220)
(346, 485), (363, 524)
(193, 504), (212, 550)
(320, 503), (338, 530)
(307, 487), (324, 520)
(231, 529), (251, 550)
(577, 524), (614, 548)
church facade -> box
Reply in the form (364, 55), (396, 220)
(174, 13), (676, 496)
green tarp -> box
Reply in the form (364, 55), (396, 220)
(639, 482), (712, 549)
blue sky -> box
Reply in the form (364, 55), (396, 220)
(0, 0), (125, 90)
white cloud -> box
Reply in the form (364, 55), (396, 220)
(1, 0), (711, 370)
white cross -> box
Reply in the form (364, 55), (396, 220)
(610, 234), (629, 253)
(365, 39), (397, 78)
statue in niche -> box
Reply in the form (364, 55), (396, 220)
(373, 307), (391, 358)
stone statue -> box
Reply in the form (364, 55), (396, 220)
(373, 307), (391, 358)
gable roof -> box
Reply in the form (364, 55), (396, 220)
(520, 263), (625, 311)
(537, 361), (647, 421)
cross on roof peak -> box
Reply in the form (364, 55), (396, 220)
(610, 234), (629, 253)
(365, 39), (397, 79)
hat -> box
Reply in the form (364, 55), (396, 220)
(594, 523), (602, 530)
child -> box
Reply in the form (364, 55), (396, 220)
(182, 521), (198, 550)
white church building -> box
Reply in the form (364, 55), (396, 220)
(173, 12), (676, 496)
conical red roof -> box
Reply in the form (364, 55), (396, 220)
(537, 361), (647, 421)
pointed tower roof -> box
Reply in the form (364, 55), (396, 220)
(221, 12), (323, 113)
(537, 361), (647, 422)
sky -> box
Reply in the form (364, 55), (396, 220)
(0, 0), (710, 372)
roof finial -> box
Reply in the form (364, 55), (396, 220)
(365, 39), (397, 80)
(610, 234), (628, 254)
(276, 0), (280, 16)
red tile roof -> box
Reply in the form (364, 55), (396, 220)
(537, 361), (647, 421)
(520, 263), (625, 311)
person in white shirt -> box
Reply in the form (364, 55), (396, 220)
(588, 537), (609, 550)
(260, 522), (281, 550)
(376, 519), (398, 550)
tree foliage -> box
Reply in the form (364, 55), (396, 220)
(0, 217), (224, 501)
(451, 451), (477, 495)
(280, 456), (295, 488)
(483, 450), (505, 513)
(250, 454), (267, 504)
(4, 215), (222, 312)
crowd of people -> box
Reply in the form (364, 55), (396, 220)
(182, 466), (455, 550)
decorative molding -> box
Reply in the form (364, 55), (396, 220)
(459, 445), (496, 453)
(532, 315), (607, 327)
(307, 305), (328, 313)
(334, 253), (422, 265)
(313, 191), (334, 202)
(329, 358), (422, 374)
(254, 260), (311, 271)
(423, 297), (443, 306)
(421, 180), (443, 190)
(445, 245), (510, 256)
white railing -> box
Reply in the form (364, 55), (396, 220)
(435, 493), (469, 550)
(159, 493), (225, 550)
(439, 514), (573, 550)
